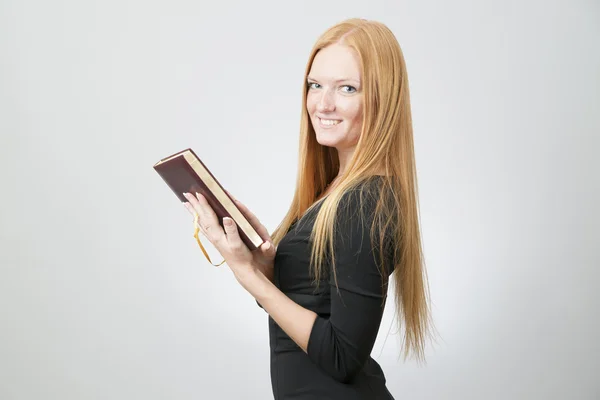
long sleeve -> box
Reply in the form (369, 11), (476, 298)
(306, 189), (394, 384)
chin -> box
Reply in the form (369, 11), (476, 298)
(315, 131), (343, 148)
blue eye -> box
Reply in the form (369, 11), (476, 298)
(307, 82), (358, 93)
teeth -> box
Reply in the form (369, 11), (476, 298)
(320, 118), (341, 126)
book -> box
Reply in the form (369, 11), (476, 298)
(153, 148), (265, 258)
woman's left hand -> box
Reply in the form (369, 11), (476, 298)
(182, 192), (272, 281)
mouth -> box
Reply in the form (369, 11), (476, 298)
(318, 117), (342, 128)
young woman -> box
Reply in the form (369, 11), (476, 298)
(183, 17), (434, 400)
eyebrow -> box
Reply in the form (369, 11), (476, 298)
(307, 76), (361, 85)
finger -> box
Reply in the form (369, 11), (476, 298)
(237, 204), (270, 243)
(223, 217), (243, 249)
(225, 191), (271, 242)
(183, 200), (207, 240)
(183, 198), (202, 228)
(225, 190), (237, 202)
(183, 202), (204, 231)
(184, 201), (195, 216)
(183, 192), (203, 217)
(224, 189), (257, 224)
(196, 192), (227, 240)
(185, 192), (221, 241)
(186, 192), (211, 224)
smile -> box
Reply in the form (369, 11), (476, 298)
(319, 118), (342, 127)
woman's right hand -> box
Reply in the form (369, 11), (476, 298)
(226, 190), (276, 282)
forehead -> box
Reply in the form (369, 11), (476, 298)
(308, 44), (361, 81)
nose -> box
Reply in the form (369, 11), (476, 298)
(316, 89), (335, 113)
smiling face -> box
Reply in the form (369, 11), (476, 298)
(306, 44), (364, 153)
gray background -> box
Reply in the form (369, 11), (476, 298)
(1, 0), (599, 399)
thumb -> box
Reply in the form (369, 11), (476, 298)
(261, 240), (276, 257)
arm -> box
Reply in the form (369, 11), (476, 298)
(247, 271), (387, 379)
(243, 190), (392, 382)
(255, 259), (273, 310)
(305, 193), (391, 383)
(306, 260), (389, 383)
(243, 271), (318, 350)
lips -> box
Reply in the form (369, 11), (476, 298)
(318, 117), (342, 128)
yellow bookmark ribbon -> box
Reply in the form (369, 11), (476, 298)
(193, 213), (226, 267)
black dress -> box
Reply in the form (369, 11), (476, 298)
(258, 177), (396, 399)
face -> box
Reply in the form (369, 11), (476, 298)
(306, 44), (363, 151)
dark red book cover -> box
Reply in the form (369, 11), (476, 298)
(153, 148), (264, 251)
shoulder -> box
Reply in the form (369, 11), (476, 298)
(333, 176), (396, 271)
(334, 177), (390, 248)
(328, 177), (396, 291)
(336, 176), (386, 222)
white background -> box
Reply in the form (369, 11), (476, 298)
(1, 0), (598, 399)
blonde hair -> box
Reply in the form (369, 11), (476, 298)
(270, 18), (437, 364)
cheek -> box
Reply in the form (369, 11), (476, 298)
(306, 93), (317, 113)
(340, 100), (363, 124)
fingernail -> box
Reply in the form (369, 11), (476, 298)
(224, 217), (233, 226)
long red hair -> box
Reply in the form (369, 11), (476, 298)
(271, 18), (437, 363)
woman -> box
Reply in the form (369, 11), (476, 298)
(183, 18), (434, 399)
